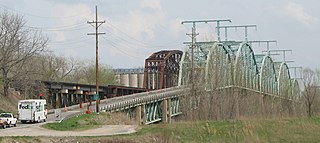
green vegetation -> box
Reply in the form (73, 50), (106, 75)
(43, 113), (111, 131)
(130, 117), (320, 143)
(13, 116), (320, 143)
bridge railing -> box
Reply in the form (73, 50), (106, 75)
(101, 85), (188, 111)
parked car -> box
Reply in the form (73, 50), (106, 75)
(0, 113), (17, 128)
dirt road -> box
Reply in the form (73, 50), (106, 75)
(0, 122), (137, 136)
(0, 106), (138, 137)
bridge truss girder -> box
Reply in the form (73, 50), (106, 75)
(277, 62), (292, 97)
(234, 43), (259, 90)
(258, 56), (277, 94)
(205, 43), (232, 90)
(144, 50), (183, 90)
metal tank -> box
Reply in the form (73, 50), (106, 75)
(120, 74), (130, 86)
(129, 73), (138, 87)
(138, 73), (144, 88)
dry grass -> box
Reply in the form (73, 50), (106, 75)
(0, 88), (24, 114)
(104, 112), (136, 125)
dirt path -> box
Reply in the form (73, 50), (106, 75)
(0, 123), (137, 136)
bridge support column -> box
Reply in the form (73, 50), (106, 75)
(60, 89), (68, 107)
(77, 94), (80, 104)
(58, 93), (62, 108)
(168, 99), (172, 123)
(63, 93), (67, 107)
(162, 99), (168, 123)
(52, 92), (57, 109)
(161, 99), (172, 123)
(135, 104), (145, 125)
(69, 93), (73, 106)
(73, 94), (76, 104)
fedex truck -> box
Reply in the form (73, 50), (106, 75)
(18, 99), (47, 123)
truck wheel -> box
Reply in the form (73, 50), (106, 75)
(21, 120), (26, 124)
(2, 125), (6, 129)
(13, 123), (16, 127)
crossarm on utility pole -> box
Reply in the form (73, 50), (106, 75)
(217, 25), (257, 41)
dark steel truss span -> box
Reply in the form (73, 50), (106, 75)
(143, 50), (183, 90)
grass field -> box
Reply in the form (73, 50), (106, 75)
(133, 117), (320, 143)
(32, 114), (320, 143)
(42, 113), (108, 131)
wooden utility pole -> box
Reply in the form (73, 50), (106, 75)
(87, 5), (105, 113)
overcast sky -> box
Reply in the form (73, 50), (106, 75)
(1, 0), (319, 75)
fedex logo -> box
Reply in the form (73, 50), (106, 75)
(19, 104), (32, 109)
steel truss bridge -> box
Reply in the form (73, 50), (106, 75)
(57, 40), (301, 124)
(179, 41), (300, 98)
(98, 41), (301, 124)
(46, 40), (301, 125)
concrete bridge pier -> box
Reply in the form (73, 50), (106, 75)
(58, 93), (62, 108)
(135, 104), (146, 125)
(72, 93), (77, 104)
(52, 92), (57, 108)
(63, 93), (67, 107)
(68, 93), (72, 106)
(60, 89), (68, 107)
(162, 99), (172, 123)
(77, 94), (82, 104)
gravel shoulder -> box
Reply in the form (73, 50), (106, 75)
(0, 123), (137, 137)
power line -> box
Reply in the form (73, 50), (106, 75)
(102, 36), (150, 57)
(102, 28), (181, 51)
(0, 3), (90, 19)
(26, 21), (88, 30)
(104, 21), (181, 48)
(106, 39), (142, 59)
(49, 37), (92, 45)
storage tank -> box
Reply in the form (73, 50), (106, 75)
(120, 74), (130, 86)
(115, 74), (121, 85)
(138, 73), (144, 88)
(129, 73), (138, 87)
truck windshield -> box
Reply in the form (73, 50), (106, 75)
(0, 114), (11, 118)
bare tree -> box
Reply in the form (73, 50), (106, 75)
(301, 68), (320, 117)
(0, 11), (48, 96)
(79, 61), (116, 85)
(37, 52), (75, 81)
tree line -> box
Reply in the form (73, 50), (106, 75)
(0, 11), (116, 97)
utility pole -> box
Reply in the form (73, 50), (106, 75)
(264, 49), (292, 62)
(289, 67), (303, 79)
(181, 19), (231, 109)
(247, 40), (277, 55)
(87, 5), (105, 113)
(217, 25), (257, 41)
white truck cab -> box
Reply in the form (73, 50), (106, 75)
(18, 99), (47, 123)
(0, 113), (17, 128)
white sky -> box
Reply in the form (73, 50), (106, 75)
(1, 0), (319, 75)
